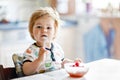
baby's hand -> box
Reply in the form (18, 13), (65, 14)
(38, 47), (49, 62)
(61, 58), (74, 68)
(39, 47), (47, 54)
(63, 58), (73, 63)
(74, 58), (82, 63)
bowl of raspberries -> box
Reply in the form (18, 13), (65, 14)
(64, 61), (89, 77)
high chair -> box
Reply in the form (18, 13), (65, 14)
(0, 65), (17, 80)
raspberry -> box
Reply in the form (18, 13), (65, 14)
(75, 62), (79, 67)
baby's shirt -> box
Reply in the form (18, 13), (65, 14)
(23, 42), (64, 73)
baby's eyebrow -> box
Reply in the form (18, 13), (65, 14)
(34, 24), (43, 27)
(35, 23), (42, 25)
(36, 24), (42, 26)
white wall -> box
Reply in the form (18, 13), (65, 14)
(0, 0), (45, 22)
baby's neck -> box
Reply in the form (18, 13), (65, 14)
(36, 42), (51, 49)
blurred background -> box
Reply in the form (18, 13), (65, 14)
(0, 0), (120, 67)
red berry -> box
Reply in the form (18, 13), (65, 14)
(72, 65), (75, 67)
(75, 62), (79, 67)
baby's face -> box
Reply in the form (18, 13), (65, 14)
(32, 15), (56, 46)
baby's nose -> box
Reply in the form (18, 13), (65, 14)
(42, 28), (47, 32)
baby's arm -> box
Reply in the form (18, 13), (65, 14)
(61, 58), (82, 68)
(61, 58), (73, 68)
(74, 58), (82, 63)
(22, 47), (48, 75)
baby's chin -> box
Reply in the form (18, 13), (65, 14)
(39, 36), (48, 40)
(39, 38), (50, 43)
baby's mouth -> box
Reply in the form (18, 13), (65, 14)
(41, 35), (47, 38)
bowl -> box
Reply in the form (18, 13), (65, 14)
(64, 62), (89, 77)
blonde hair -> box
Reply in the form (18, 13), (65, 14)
(28, 7), (61, 40)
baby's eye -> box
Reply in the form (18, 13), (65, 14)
(36, 26), (42, 28)
(47, 27), (52, 29)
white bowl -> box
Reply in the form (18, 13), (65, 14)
(64, 63), (89, 77)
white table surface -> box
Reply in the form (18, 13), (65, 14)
(11, 58), (120, 80)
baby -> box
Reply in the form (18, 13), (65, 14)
(22, 7), (81, 75)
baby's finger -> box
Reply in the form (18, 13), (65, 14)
(74, 58), (82, 62)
